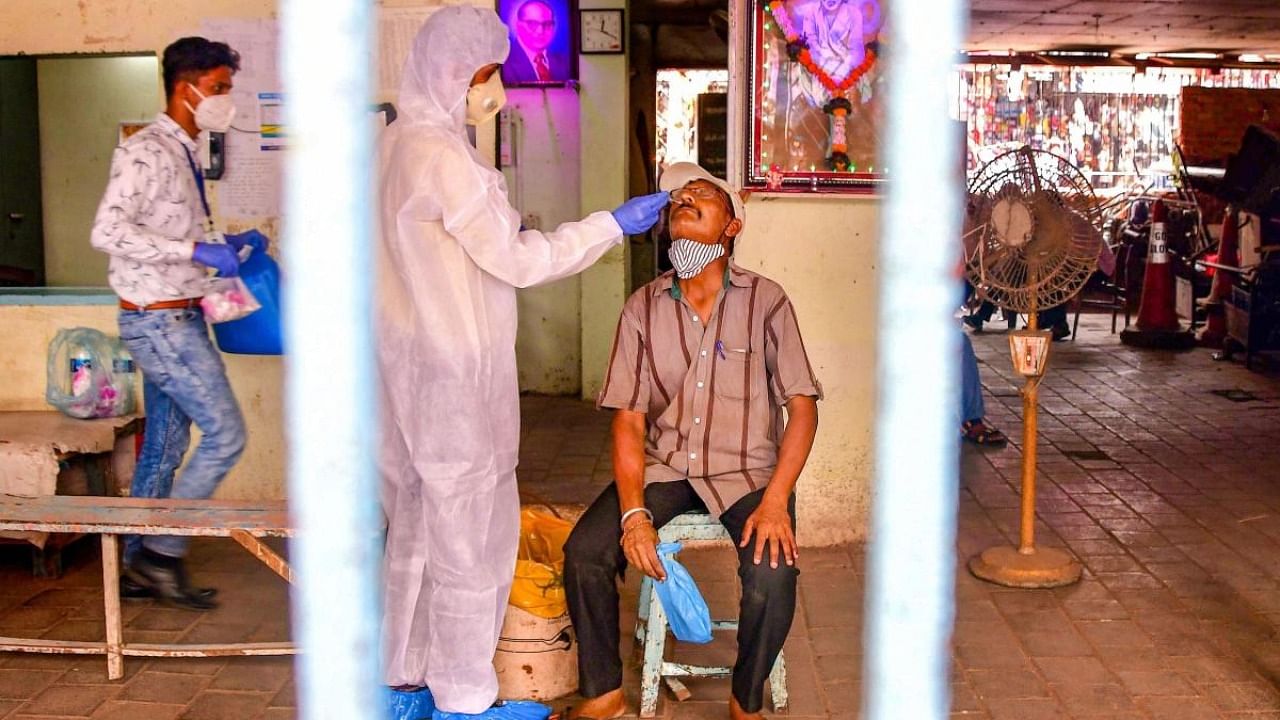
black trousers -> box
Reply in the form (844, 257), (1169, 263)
(563, 481), (798, 713)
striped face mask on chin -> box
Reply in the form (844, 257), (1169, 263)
(669, 238), (726, 279)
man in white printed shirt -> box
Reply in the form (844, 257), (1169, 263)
(90, 36), (265, 611)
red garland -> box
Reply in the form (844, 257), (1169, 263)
(766, 2), (880, 95)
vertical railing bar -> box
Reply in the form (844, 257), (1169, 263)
(281, 2), (383, 719)
(864, 0), (967, 717)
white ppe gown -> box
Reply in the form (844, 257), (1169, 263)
(376, 7), (624, 713)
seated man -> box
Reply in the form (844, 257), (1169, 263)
(563, 163), (822, 720)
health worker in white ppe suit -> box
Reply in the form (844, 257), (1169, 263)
(377, 7), (670, 720)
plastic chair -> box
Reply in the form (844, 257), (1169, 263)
(1070, 243), (1136, 340)
(632, 513), (788, 718)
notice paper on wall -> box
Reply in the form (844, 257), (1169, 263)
(198, 18), (284, 221)
(378, 7), (436, 100)
(192, 8), (441, 221)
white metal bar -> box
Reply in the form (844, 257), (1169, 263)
(280, 2), (383, 719)
(0, 639), (108, 654)
(101, 534), (123, 680)
(229, 529), (295, 584)
(863, 0), (967, 717)
(123, 642), (298, 657)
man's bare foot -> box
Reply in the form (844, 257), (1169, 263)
(568, 688), (626, 720)
(729, 695), (763, 720)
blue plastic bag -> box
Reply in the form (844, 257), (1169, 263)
(212, 239), (283, 355)
(653, 541), (713, 644)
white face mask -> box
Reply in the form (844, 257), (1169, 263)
(185, 83), (236, 133)
(465, 73), (506, 126)
(668, 238), (726, 280)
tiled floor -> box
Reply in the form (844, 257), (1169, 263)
(1, 315), (1279, 718)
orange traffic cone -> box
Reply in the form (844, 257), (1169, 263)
(1196, 208), (1240, 348)
(1120, 198), (1196, 349)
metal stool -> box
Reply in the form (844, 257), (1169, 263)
(632, 513), (788, 717)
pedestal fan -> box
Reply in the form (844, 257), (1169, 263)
(963, 146), (1103, 588)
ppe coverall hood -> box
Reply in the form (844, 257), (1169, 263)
(376, 7), (625, 714)
(398, 6), (509, 131)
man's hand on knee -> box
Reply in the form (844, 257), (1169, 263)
(740, 499), (797, 569)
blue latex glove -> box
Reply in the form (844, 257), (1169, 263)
(192, 242), (241, 277)
(225, 229), (270, 253)
(611, 191), (670, 235)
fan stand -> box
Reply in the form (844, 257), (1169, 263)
(968, 304), (1083, 588)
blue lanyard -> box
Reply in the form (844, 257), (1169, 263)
(182, 147), (212, 221)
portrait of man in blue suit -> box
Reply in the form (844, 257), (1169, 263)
(502, 0), (573, 85)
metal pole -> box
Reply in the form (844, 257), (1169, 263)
(1021, 290), (1039, 553)
(281, 2), (382, 719)
(863, 0), (966, 716)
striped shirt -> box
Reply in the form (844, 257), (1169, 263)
(598, 262), (823, 517)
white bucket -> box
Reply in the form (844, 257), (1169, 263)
(494, 605), (578, 701)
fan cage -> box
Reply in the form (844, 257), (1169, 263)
(964, 147), (1104, 315)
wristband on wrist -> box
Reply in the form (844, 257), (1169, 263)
(619, 506), (654, 531)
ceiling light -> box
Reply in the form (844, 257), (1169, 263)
(1044, 50), (1111, 58)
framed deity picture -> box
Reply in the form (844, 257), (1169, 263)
(500, 0), (579, 86)
(745, 0), (887, 191)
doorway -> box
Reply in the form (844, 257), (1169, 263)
(0, 57), (43, 286)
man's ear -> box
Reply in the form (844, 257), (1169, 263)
(724, 217), (744, 239)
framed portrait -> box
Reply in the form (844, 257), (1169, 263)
(745, 0), (887, 191)
(500, 0), (579, 87)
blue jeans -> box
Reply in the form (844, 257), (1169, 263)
(960, 331), (984, 423)
(117, 308), (246, 561)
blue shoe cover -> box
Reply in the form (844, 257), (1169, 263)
(433, 700), (552, 720)
(387, 687), (436, 720)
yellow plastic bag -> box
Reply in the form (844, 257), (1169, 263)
(510, 508), (574, 619)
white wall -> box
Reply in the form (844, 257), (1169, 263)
(38, 56), (163, 287)
(578, 0), (631, 401)
(735, 194), (880, 545)
(0, 304), (284, 501)
(505, 89), (584, 394)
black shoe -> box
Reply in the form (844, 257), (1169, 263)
(120, 575), (218, 603)
(962, 315), (984, 333)
(1051, 322), (1071, 341)
(124, 549), (219, 611)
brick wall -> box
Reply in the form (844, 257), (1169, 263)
(1179, 86), (1280, 165)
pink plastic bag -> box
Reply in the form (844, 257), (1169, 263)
(202, 277), (262, 324)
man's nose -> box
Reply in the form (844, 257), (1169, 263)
(671, 188), (695, 205)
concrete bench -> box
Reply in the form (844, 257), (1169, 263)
(0, 494), (295, 679)
(0, 411), (142, 576)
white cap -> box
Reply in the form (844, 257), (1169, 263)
(659, 162), (745, 221)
